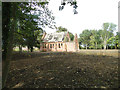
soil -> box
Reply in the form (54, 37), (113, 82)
(5, 51), (119, 88)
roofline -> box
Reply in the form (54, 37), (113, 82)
(42, 41), (64, 43)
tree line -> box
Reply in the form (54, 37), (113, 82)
(79, 23), (119, 50)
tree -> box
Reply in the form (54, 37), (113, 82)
(89, 30), (102, 49)
(107, 36), (116, 49)
(59, 0), (78, 14)
(57, 26), (68, 32)
(2, 1), (55, 87)
(14, 2), (55, 52)
(2, 0), (79, 87)
(2, 2), (18, 88)
(79, 30), (92, 49)
(101, 23), (116, 50)
(56, 26), (74, 41)
(115, 32), (120, 49)
(109, 32), (120, 49)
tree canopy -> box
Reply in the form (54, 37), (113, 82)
(56, 26), (74, 41)
(2, 1), (55, 87)
(79, 23), (117, 49)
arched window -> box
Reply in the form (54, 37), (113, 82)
(48, 44), (49, 49)
(61, 43), (63, 47)
(50, 44), (52, 48)
(59, 43), (60, 48)
(44, 44), (46, 48)
(53, 44), (54, 48)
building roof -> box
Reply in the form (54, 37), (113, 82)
(43, 32), (68, 42)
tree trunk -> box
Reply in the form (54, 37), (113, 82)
(30, 47), (33, 52)
(27, 46), (29, 52)
(115, 44), (117, 49)
(104, 40), (107, 50)
(96, 42), (97, 49)
(86, 44), (87, 49)
(2, 3), (17, 88)
(19, 45), (22, 53)
(107, 45), (108, 49)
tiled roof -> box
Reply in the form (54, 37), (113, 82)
(43, 32), (67, 42)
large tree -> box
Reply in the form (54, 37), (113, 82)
(115, 32), (120, 49)
(13, 2), (55, 52)
(107, 32), (120, 49)
(79, 30), (92, 49)
(101, 23), (116, 50)
(2, 2), (18, 88)
(2, 1), (55, 87)
(89, 30), (102, 49)
(2, 0), (79, 87)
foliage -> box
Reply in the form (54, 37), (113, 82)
(79, 30), (92, 49)
(115, 32), (120, 49)
(79, 23), (117, 50)
(56, 26), (74, 41)
(108, 32), (120, 49)
(101, 23), (116, 49)
(59, 0), (78, 14)
(2, 1), (55, 87)
(2, 2), (55, 52)
(57, 26), (68, 32)
(89, 30), (102, 49)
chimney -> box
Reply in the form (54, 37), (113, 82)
(74, 33), (78, 42)
(74, 33), (79, 51)
(67, 31), (71, 41)
(41, 32), (46, 40)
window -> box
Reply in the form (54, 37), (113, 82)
(48, 44), (49, 48)
(45, 44), (46, 48)
(50, 44), (52, 48)
(59, 43), (60, 48)
(61, 43), (63, 47)
(53, 44), (54, 48)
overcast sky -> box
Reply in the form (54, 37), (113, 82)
(44, 0), (119, 36)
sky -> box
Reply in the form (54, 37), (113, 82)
(44, 0), (119, 37)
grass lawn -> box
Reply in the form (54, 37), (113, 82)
(6, 51), (119, 88)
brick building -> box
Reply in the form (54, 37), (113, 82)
(40, 32), (79, 52)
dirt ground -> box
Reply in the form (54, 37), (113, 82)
(5, 50), (119, 88)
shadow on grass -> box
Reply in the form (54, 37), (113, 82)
(5, 51), (119, 88)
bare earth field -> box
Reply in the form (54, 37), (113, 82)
(6, 50), (119, 88)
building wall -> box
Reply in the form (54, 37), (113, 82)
(40, 42), (66, 52)
(40, 32), (79, 52)
(40, 41), (79, 52)
(65, 42), (75, 52)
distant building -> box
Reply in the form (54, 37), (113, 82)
(40, 32), (79, 52)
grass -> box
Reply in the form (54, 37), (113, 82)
(6, 50), (119, 88)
